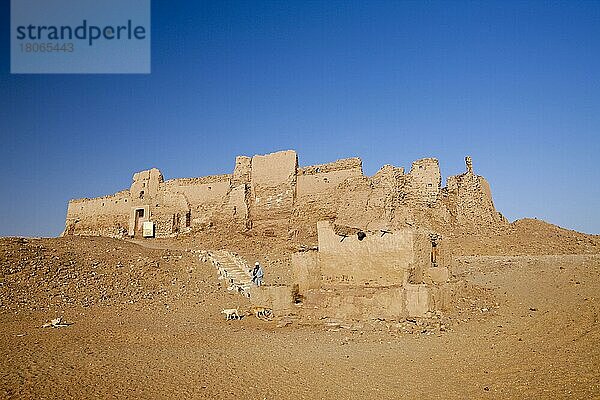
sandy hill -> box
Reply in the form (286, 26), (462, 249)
(449, 218), (600, 256)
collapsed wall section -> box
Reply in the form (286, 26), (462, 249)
(444, 157), (506, 232)
(334, 163), (409, 232)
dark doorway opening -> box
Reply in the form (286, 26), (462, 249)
(134, 208), (145, 237)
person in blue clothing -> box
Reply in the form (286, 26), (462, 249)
(252, 261), (264, 286)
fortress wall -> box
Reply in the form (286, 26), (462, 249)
(131, 168), (163, 200)
(446, 173), (502, 229)
(289, 192), (339, 239)
(251, 150), (298, 188)
(63, 151), (507, 239)
(147, 191), (191, 236)
(297, 168), (363, 197)
(301, 286), (408, 320)
(332, 176), (391, 232)
(300, 281), (438, 320)
(164, 174), (231, 186)
(67, 190), (131, 218)
(292, 221), (443, 320)
(66, 217), (129, 237)
(371, 164), (405, 183)
(232, 156), (252, 186)
(316, 221), (414, 287)
(368, 165), (407, 225)
(250, 150), (298, 234)
(445, 158), (506, 232)
(226, 184), (249, 227)
(292, 250), (321, 293)
(64, 191), (131, 237)
(138, 172), (232, 236)
(410, 231), (434, 283)
(290, 158), (364, 237)
(163, 179), (230, 205)
(298, 157), (362, 175)
(406, 158), (441, 207)
(292, 174), (378, 240)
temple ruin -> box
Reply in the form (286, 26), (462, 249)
(62, 149), (508, 320)
(62, 150), (506, 240)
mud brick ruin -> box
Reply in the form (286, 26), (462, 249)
(63, 150), (508, 319)
(63, 150), (506, 239)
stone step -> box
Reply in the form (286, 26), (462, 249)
(202, 250), (254, 298)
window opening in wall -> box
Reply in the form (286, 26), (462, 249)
(185, 211), (191, 228)
(292, 284), (303, 304)
(431, 241), (438, 267)
(139, 190), (144, 199)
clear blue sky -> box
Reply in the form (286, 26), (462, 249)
(1, 1), (599, 237)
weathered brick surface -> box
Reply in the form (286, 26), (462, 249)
(63, 151), (507, 239)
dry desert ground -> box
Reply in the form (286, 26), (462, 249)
(1, 219), (599, 399)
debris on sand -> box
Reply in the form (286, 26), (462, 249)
(41, 317), (73, 328)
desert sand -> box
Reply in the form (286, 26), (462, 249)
(1, 219), (599, 399)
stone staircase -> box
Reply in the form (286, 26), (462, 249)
(199, 250), (254, 298)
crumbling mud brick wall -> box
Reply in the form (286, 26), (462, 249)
(296, 157), (363, 198)
(65, 190), (131, 237)
(332, 163), (409, 234)
(249, 285), (294, 316)
(249, 150), (298, 236)
(64, 166), (235, 238)
(293, 221), (443, 290)
(316, 221), (415, 287)
(300, 286), (407, 320)
(63, 150), (507, 238)
(405, 158), (441, 207)
(292, 158), (363, 238)
(443, 157), (506, 232)
(291, 221), (451, 319)
(292, 250), (320, 294)
(160, 174), (231, 233)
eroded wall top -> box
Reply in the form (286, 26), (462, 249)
(64, 151), (507, 238)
